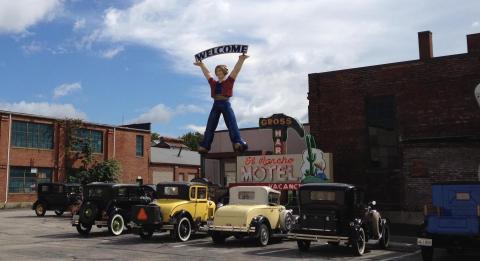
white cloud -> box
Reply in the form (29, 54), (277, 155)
(21, 41), (43, 54)
(131, 103), (205, 123)
(185, 124), (205, 133)
(473, 21), (480, 27)
(99, 0), (480, 127)
(101, 46), (124, 59)
(131, 104), (173, 123)
(53, 82), (82, 98)
(0, 101), (86, 119)
(0, 0), (61, 34)
(73, 18), (86, 31)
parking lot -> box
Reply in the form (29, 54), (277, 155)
(0, 209), (466, 261)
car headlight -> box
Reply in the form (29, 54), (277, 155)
(302, 214), (307, 220)
(349, 222), (355, 227)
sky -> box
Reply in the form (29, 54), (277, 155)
(1, 0), (479, 137)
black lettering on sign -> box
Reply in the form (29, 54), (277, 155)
(195, 44), (249, 61)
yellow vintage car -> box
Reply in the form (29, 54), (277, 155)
(131, 182), (216, 242)
(208, 186), (294, 246)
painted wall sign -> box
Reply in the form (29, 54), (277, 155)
(194, 44), (248, 61)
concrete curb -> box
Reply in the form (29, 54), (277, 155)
(0, 202), (33, 209)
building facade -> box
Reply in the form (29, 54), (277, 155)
(150, 146), (200, 183)
(308, 31), (480, 211)
(0, 111), (151, 204)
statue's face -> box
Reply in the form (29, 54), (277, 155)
(215, 68), (226, 80)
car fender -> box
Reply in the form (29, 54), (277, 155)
(171, 210), (193, 225)
(250, 216), (271, 235)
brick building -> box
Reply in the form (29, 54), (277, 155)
(308, 31), (480, 211)
(0, 110), (151, 205)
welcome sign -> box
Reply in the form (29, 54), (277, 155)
(195, 44), (248, 61)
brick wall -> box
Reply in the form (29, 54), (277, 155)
(309, 32), (480, 210)
(0, 112), (151, 203)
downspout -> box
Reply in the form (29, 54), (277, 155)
(4, 114), (12, 204)
(113, 128), (116, 159)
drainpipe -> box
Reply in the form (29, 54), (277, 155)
(113, 128), (116, 159)
(4, 114), (12, 205)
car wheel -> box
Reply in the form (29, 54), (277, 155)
(35, 203), (46, 217)
(76, 223), (92, 236)
(297, 240), (311, 251)
(79, 202), (98, 225)
(139, 227), (153, 240)
(257, 223), (270, 247)
(174, 216), (192, 242)
(352, 227), (366, 256)
(211, 231), (226, 244)
(379, 222), (390, 249)
(54, 210), (64, 216)
(421, 246), (433, 261)
(108, 213), (125, 236)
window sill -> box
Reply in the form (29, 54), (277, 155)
(11, 147), (53, 151)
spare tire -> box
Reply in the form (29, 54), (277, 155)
(79, 201), (98, 225)
(279, 209), (294, 232)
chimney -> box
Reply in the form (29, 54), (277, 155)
(418, 31), (433, 60)
(467, 33), (480, 53)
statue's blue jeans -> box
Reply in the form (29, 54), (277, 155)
(199, 100), (247, 151)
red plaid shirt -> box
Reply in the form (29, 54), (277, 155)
(208, 76), (234, 98)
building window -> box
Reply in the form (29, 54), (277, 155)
(73, 128), (103, 153)
(11, 121), (53, 149)
(136, 135), (144, 157)
(9, 167), (53, 193)
(365, 96), (399, 169)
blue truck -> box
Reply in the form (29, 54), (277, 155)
(417, 181), (480, 260)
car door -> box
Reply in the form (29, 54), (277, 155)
(50, 184), (67, 209)
(266, 192), (281, 228)
(195, 187), (209, 222)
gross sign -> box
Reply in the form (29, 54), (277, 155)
(237, 154), (303, 183)
(259, 113), (305, 154)
(194, 44), (248, 61)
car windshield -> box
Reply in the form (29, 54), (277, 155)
(86, 186), (109, 199)
(300, 189), (345, 205)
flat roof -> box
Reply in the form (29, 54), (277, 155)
(0, 109), (150, 133)
(299, 183), (355, 190)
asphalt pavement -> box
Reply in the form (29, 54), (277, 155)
(0, 209), (475, 261)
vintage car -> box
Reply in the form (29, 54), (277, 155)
(32, 183), (82, 217)
(131, 182), (216, 242)
(288, 183), (390, 256)
(72, 182), (155, 236)
(417, 181), (480, 261)
(208, 186), (294, 246)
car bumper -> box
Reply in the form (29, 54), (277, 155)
(417, 235), (480, 248)
(71, 215), (108, 227)
(208, 225), (256, 233)
(288, 232), (349, 242)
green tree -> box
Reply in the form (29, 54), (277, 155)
(151, 132), (160, 144)
(77, 160), (121, 185)
(179, 131), (204, 151)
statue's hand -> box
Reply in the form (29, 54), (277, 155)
(193, 61), (203, 66)
(239, 54), (249, 60)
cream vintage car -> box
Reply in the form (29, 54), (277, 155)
(208, 186), (294, 246)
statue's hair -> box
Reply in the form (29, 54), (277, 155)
(215, 65), (228, 75)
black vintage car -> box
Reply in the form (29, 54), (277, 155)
(72, 182), (155, 236)
(32, 183), (82, 217)
(288, 183), (390, 256)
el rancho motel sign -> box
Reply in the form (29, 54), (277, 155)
(231, 114), (308, 190)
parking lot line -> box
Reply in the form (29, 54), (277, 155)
(257, 248), (292, 255)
